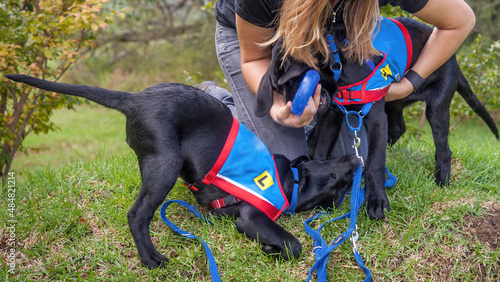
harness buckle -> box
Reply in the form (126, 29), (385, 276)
(350, 225), (359, 253)
(353, 131), (361, 149)
(337, 89), (353, 101)
(352, 131), (365, 166)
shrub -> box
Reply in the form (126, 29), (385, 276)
(0, 0), (124, 182)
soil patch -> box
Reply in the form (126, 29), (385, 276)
(462, 202), (500, 250)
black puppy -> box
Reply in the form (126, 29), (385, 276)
(6, 74), (360, 268)
(383, 18), (499, 186)
(256, 17), (499, 220)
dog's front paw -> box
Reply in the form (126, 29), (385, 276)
(142, 254), (169, 269)
(261, 240), (302, 260)
(366, 195), (390, 220)
(262, 244), (282, 257)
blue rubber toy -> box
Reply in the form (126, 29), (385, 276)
(291, 70), (320, 116)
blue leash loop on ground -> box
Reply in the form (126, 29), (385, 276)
(304, 163), (368, 282)
(160, 200), (221, 282)
(161, 166), (300, 281)
(304, 165), (397, 282)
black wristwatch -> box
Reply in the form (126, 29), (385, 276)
(404, 69), (425, 92)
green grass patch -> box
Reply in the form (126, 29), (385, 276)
(11, 105), (128, 179)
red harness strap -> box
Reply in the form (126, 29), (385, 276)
(336, 88), (388, 105)
(185, 184), (242, 210)
(336, 53), (389, 105)
(208, 195), (241, 210)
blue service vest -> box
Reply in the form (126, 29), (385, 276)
(335, 17), (412, 105)
(201, 117), (289, 220)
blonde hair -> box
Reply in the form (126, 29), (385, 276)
(264, 0), (381, 68)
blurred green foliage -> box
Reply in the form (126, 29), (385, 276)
(0, 0), (123, 181)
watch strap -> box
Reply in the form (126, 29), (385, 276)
(404, 69), (425, 91)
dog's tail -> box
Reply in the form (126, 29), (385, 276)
(5, 74), (131, 114)
(456, 71), (499, 139)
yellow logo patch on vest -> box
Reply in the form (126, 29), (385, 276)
(254, 171), (274, 191)
(380, 64), (392, 80)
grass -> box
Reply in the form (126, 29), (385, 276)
(11, 105), (128, 179)
(1, 104), (499, 281)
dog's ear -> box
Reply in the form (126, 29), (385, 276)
(272, 154), (292, 167)
(290, 155), (310, 168)
(254, 41), (286, 117)
(290, 156), (310, 189)
(255, 67), (275, 117)
(291, 156), (310, 190)
(276, 60), (309, 87)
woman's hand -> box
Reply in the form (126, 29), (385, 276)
(385, 77), (414, 102)
(270, 84), (322, 127)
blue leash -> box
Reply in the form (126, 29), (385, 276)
(285, 167), (300, 215)
(304, 165), (397, 282)
(159, 170), (301, 282)
(304, 163), (366, 281)
(304, 102), (397, 281)
(160, 200), (221, 282)
(326, 34), (342, 82)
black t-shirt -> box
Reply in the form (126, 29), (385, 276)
(216, 0), (428, 28)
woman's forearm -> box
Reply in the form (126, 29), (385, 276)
(386, 0), (475, 101)
(240, 59), (271, 95)
(411, 0), (476, 79)
(236, 15), (274, 95)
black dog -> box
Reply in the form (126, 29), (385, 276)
(256, 17), (499, 220)
(6, 74), (360, 268)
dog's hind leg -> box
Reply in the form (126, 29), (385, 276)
(127, 154), (182, 268)
(236, 203), (302, 260)
(385, 102), (407, 146)
(425, 93), (453, 186)
(420, 65), (456, 186)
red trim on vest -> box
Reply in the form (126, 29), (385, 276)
(210, 176), (285, 221)
(202, 117), (239, 185)
(341, 53), (387, 90)
(206, 156), (288, 220)
(387, 18), (413, 73)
